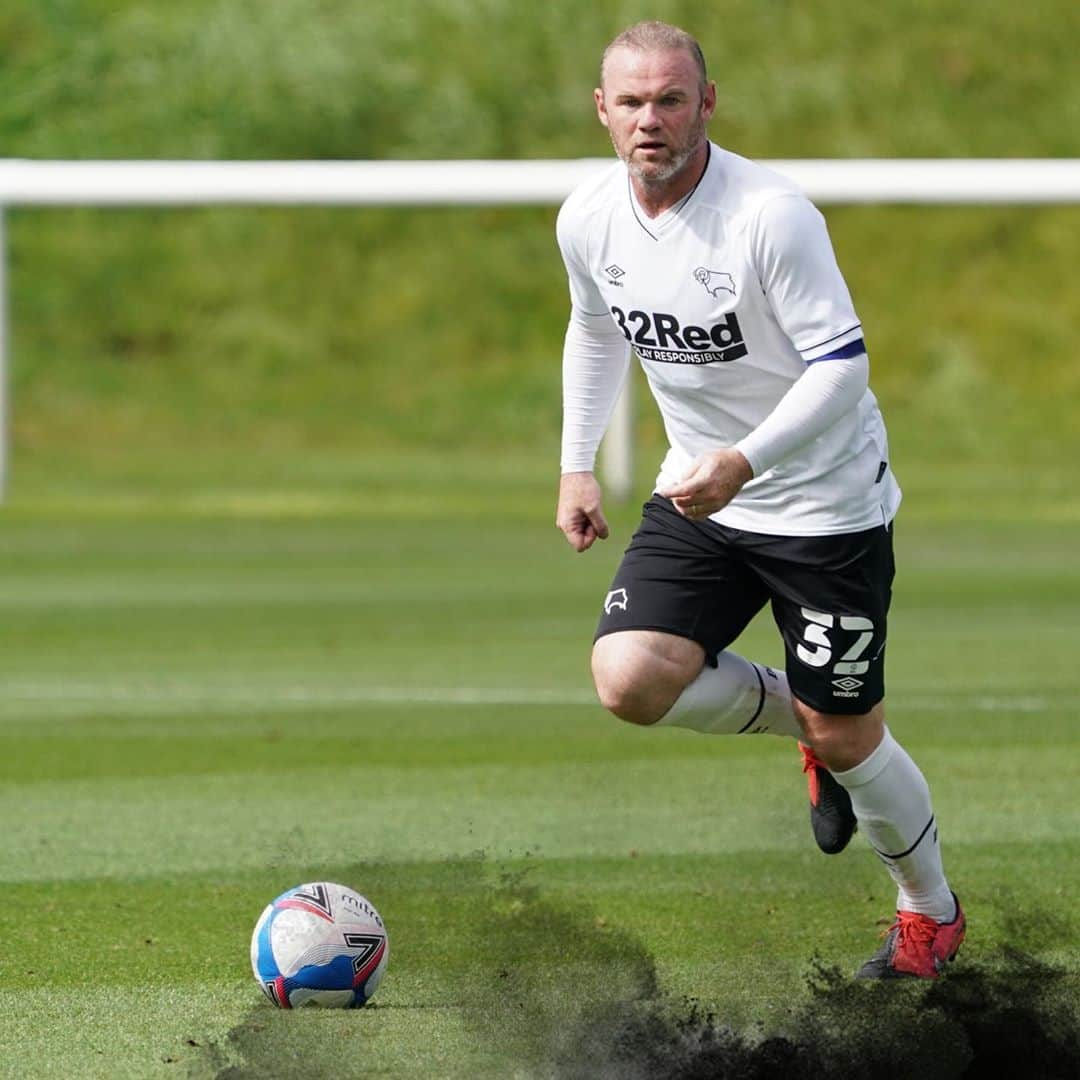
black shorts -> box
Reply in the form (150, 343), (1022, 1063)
(595, 495), (895, 715)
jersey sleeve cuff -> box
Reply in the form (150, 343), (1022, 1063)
(732, 439), (765, 479)
(798, 324), (864, 364)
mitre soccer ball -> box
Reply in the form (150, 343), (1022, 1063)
(250, 882), (389, 1009)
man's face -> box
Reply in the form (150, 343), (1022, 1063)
(595, 46), (716, 186)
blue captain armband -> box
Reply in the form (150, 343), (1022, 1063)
(808, 337), (867, 364)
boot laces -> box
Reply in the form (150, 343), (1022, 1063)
(890, 910), (938, 954)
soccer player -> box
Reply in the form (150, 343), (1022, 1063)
(555, 20), (965, 979)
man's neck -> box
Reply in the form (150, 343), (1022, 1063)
(630, 141), (710, 219)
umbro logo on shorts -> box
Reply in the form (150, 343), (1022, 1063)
(604, 588), (629, 614)
(831, 676), (864, 697)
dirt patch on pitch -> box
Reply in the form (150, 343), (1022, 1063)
(195, 866), (1079, 1079)
(551, 904), (1080, 1079)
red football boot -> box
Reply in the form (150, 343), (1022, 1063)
(857, 894), (966, 979)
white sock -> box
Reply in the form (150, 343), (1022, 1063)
(833, 728), (955, 921)
(656, 651), (802, 738)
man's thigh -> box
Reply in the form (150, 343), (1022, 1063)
(735, 524), (895, 716)
(594, 495), (768, 665)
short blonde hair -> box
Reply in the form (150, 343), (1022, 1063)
(600, 21), (708, 93)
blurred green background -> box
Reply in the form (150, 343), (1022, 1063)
(2, 0), (1078, 515)
(2, 6), (1078, 1075)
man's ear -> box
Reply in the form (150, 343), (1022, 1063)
(594, 87), (610, 129)
(701, 81), (717, 122)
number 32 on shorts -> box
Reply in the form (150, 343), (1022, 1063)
(795, 608), (876, 676)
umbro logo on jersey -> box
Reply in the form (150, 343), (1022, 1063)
(693, 267), (736, 298)
(604, 588), (629, 614)
(604, 264), (626, 287)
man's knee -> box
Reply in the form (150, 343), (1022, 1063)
(590, 637), (654, 724)
(591, 631), (704, 726)
(593, 680), (656, 725)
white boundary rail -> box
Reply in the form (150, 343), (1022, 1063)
(2, 158), (1079, 499)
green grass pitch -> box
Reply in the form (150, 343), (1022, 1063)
(0, 496), (1077, 1077)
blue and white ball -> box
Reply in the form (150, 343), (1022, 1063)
(251, 882), (389, 1009)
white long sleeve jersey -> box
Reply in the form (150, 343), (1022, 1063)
(557, 142), (901, 537)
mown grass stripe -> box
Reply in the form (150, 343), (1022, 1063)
(0, 681), (1075, 715)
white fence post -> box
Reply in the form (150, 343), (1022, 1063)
(0, 207), (7, 499)
(601, 376), (634, 503)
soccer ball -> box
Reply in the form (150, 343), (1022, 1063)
(250, 882), (389, 1009)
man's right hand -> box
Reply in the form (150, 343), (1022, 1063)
(556, 471), (610, 552)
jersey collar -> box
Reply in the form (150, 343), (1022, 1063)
(627, 141), (713, 241)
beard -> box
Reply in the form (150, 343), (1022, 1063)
(613, 116), (706, 186)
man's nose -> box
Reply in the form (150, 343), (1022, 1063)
(637, 102), (662, 129)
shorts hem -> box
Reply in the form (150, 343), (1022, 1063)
(789, 688), (885, 717)
(593, 623), (707, 650)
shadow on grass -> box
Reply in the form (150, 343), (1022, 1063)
(194, 855), (659, 1077)
(197, 861), (1079, 1079)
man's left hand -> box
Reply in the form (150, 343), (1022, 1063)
(658, 448), (754, 520)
